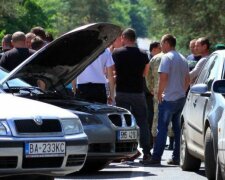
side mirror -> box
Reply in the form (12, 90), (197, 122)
(190, 84), (208, 94)
(213, 80), (225, 93)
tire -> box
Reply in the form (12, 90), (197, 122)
(180, 123), (201, 171)
(78, 160), (110, 173)
(2, 175), (54, 180)
(216, 154), (223, 180)
(205, 127), (216, 180)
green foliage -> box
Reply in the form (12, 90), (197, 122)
(109, 0), (131, 28)
(148, 0), (225, 53)
(1, 0), (224, 54)
(0, 0), (150, 39)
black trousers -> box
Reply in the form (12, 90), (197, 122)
(116, 92), (151, 155)
(76, 83), (107, 104)
(145, 92), (154, 149)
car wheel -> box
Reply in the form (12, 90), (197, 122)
(79, 160), (110, 173)
(205, 127), (216, 180)
(216, 154), (223, 180)
(180, 123), (201, 171)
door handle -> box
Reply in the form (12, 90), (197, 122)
(193, 99), (197, 107)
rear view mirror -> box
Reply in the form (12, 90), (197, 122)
(213, 80), (225, 93)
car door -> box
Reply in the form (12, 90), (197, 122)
(188, 54), (220, 150)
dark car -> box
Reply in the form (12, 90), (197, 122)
(180, 50), (225, 179)
(0, 23), (139, 172)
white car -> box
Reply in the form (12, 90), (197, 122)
(0, 93), (88, 179)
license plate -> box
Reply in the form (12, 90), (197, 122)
(25, 142), (66, 158)
(117, 130), (138, 140)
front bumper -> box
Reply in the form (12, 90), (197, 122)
(84, 124), (139, 161)
(0, 134), (88, 177)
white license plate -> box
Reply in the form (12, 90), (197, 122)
(118, 130), (138, 140)
(25, 142), (66, 158)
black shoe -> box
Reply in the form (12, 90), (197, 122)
(167, 159), (179, 165)
(167, 143), (174, 150)
(141, 158), (161, 165)
(139, 153), (151, 164)
(167, 137), (174, 150)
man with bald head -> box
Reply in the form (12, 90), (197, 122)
(0, 31), (35, 71)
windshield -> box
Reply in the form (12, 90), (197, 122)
(0, 68), (31, 89)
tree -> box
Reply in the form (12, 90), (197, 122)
(148, 0), (225, 53)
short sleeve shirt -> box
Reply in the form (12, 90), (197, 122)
(113, 46), (149, 93)
(158, 50), (189, 101)
(77, 49), (114, 84)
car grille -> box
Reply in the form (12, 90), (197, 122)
(14, 119), (62, 133)
(88, 143), (111, 153)
(108, 114), (132, 127)
(0, 156), (18, 168)
(66, 154), (86, 167)
(124, 114), (132, 126)
(22, 157), (63, 168)
(115, 142), (138, 152)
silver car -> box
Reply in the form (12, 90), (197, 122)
(0, 93), (88, 179)
(0, 23), (140, 172)
(180, 50), (225, 180)
(216, 80), (225, 180)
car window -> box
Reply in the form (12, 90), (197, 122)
(198, 55), (220, 91)
(0, 68), (31, 88)
(195, 55), (217, 85)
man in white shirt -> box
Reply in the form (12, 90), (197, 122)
(72, 48), (115, 104)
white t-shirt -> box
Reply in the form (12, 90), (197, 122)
(77, 49), (114, 84)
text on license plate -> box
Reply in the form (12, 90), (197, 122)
(118, 130), (138, 140)
(25, 142), (66, 157)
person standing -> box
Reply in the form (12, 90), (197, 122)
(186, 39), (202, 61)
(25, 32), (36, 49)
(146, 34), (190, 165)
(146, 41), (161, 150)
(72, 48), (115, 104)
(186, 39), (202, 71)
(189, 37), (210, 84)
(148, 49), (175, 150)
(112, 28), (151, 162)
(0, 34), (13, 59)
(149, 41), (161, 59)
(147, 51), (162, 145)
(0, 31), (35, 71)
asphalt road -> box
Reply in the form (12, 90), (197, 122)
(56, 149), (207, 180)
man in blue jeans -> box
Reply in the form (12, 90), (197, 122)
(145, 34), (190, 165)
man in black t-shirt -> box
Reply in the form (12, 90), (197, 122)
(112, 28), (151, 163)
(0, 31), (35, 71)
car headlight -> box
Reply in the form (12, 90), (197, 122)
(0, 121), (11, 136)
(60, 118), (84, 135)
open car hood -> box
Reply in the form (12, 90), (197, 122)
(0, 23), (121, 90)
